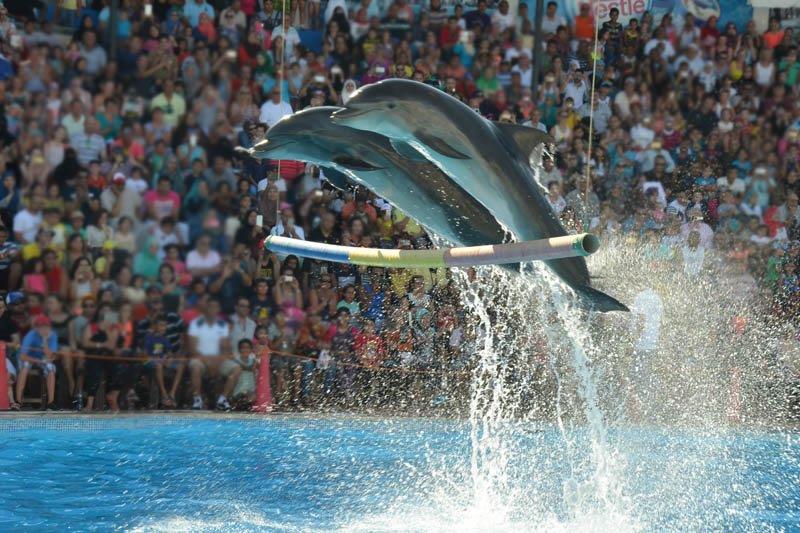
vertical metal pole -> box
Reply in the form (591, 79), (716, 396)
(530, 0), (544, 98)
(109, 0), (120, 59)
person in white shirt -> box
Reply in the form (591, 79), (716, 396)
(187, 297), (233, 410)
(61, 99), (86, 138)
(776, 193), (800, 227)
(637, 143), (676, 173)
(629, 286), (664, 412)
(100, 173), (143, 225)
(538, 157), (563, 186)
(674, 44), (705, 77)
(630, 117), (655, 150)
(504, 38), (530, 63)
(186, 234), (222, 279)
(257, 172), (288, 195)
(643, 28), (676, 61)
(678, 14), (700, 50)
(562, 70), (587, 112)
(680, 209), (714, 247)
(270, 208), (306, 261)
(12, 195), (43, 244)
(270, 207), (306, 240)
(259, 87), (293, 127)
(716, 167), (747, 196)
(680, 230), (705, 277)
(631, 287), (663, 354)
(271, 18), (302, 59)
(546, 181), (566, 214)
(511, 54), (533, 88)
(491, 0), (514, 32)
(541, 1), (566, 38)
(613, 78), (639, 120)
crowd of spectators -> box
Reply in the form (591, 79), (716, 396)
(0, 0), (797, 411)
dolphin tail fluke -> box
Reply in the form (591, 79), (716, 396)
(576, 285), (629, 313)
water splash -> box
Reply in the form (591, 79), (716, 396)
(447, 261), (634, 530)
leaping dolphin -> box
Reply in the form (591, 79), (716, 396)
(332, 79), (627, 312)
(242, 106), (513, 256)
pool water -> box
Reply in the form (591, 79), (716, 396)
(0, 415), (798, 532)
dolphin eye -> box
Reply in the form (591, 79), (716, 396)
(387, 102), (396, 109)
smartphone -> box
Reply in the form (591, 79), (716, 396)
(314, 74), (325, 83)
(225, 49), (237, 60)
(375, 65), (386, 74)
(459, 30), (471, 44)
(189, 133), (197, 147)
(144, 3), (153, 16)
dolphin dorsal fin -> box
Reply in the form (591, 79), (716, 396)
(493, 122), (553, 157)
(389, 139), (429, 162)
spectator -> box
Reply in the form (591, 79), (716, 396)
(259, 87), (293, 127)
(188, 297), (232, 410)
(16, 314), (58, 410)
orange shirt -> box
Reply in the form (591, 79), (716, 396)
(763, 30), (784, 50)
(574, 15), (595, 41)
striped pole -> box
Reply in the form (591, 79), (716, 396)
(264, 233), (599, 268)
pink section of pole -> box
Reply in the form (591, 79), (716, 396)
(0, 343), (9, 410)
(443, 234), (597, 267)
(252, 348), (273, 413)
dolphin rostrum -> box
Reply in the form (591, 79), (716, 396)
(243, 106), (514, 256)
(331, 79), (627, 312)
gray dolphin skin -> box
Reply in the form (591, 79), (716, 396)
(332, 79), (627, 312)
(245, 106), (513, 254)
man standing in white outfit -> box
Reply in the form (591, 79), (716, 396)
(630, 286), (663, 415)
(259, 88), (293, 127)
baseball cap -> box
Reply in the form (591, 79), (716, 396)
(32, 314), (51, 327)
(5, 291), (24, 305)
(112, 172), (126, 184)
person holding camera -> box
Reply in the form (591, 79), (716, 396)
(270, 207), (305, 255)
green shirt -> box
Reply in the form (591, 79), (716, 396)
(779, 59), (800, 87)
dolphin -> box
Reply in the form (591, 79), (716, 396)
(242, 106), (514, 256)
(331, 79), (628, 312)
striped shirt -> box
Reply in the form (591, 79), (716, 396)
(70, 132), (106, 165)
(135, 312), (186, 355)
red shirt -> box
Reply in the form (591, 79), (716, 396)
(763, 30), (785, 50)
(44, 266), (65, 295)
(439, 25), (460, 48)
(143, 190), (181, 221)
(574, 15), (595, 41)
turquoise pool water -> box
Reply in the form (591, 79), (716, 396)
(0, 415), (798, 532)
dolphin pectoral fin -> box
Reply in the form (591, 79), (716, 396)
(332, 155), (384, 172)
(320, 166), (353, 191)
(389, 139), (429, 162)
(414, 131), (470, 159)
(493, 122), (554, 156)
